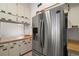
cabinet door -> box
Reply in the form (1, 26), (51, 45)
(0, 43), (9, 56)
(8, 42), (19, 56)
(7, 14), (17, 21)
(27, 39), (32, 51)
(18, 40), (24, 55)
(0, 3), (8, 12)
(0, 44), (4, 56)
(23, 40), (28, 52)
(18, 17), (24, 22)
(17, 4), (24, 16)
(7, 3), (17, 15)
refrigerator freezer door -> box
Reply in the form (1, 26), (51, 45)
(32, 15), (43, 55)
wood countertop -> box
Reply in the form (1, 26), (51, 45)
(67, 39), (79, 54)
(0, 35), (32, 44)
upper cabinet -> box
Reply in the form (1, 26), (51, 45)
(0, 3), (31, 23)
(7, 3), (17, 15)
(0, 3), (8, 12)
(17, 4), (25, 16)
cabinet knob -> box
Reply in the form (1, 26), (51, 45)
(10, 47), (14, 49)
(19, 45), (21, 46)
(1, 10), (5, 13)
(0, 45), (4, 47)
(3, 48), (7, 51)
(24, 43), (27, 44)
(28, 42), (30, 43)
(8, 12), (12, 15)
(13, 43), (16, 44)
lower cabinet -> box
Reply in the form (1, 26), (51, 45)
(18, 39), (30, 55)
(0, 39), (32, 56)
(0, 43), (9, 56)
(8, 42), (19, 56)
(18, 40), (25, 55)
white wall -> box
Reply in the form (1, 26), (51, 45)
(68, 4), (79, 28)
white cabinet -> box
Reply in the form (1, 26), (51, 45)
(18, 40), (24, 55)
(0, 3), (8, 12)
(18, 40), (28, 55)
(7, 14), (17, 21)
(0, 13), (7, 20)
(7, 3), (17, 15)
(8, 42), (19, 56)
(0, 43), (9, 56)
(18, 39), (32, 55)
(23, 40), (29, 52)
(7, 4), (17, 21)
(17, 4), (24, 16)
(18, 17), (24, 22)
(0, 39), (32, 56)
(27, 39), (32, 51)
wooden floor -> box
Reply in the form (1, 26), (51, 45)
(24, 51), (32, 56)
(68, 39), (79, 55)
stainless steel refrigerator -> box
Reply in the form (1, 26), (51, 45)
(32, 5), (67, 56)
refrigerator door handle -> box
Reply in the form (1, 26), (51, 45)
(42, 21), (45, 48)
(40, 20), (43, 48)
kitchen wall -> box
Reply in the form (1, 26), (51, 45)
(0, 3), (31, 38)
(67, 4), (79, 40)
(68, 3), (79, 28)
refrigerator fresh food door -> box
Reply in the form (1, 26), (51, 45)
(41, 12), (51, 55)
(48, 6), (65, 56)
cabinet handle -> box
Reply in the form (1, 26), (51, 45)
(23, 41), (25, 42)
(24, 43), (27, 44)
(1, 18), (6, 20)
(8, 12), (12, 15)
(3, 48), (7, 51)
(13, 43), (16, 44)
(21, 16), (24, 18)
(1, 10), (5, 13)
(25, 17), (28, 19)
(8, 19), (12, 21)
(0, 45), (4, 47)
(19, 45), (21, 46)
(10, 47), (14, 49)
(28, 42), (30, 43)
